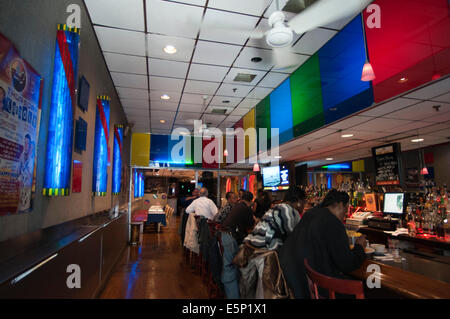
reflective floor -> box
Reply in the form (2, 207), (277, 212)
(99, 214), (209, 298)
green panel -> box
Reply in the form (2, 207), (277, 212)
(290, 53), (325, 137)
(255, 97), (271, 151)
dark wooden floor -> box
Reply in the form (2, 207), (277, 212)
(99, 214), (209, 299)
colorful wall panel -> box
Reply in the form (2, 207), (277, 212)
(290, 53), (325, 137)
(150, 134), (169, 163)
(131, 133), (150, 167)
(112, 125), (123, 195)
(364, 0), (450, 102)
(270, 78), (293, 145)
(43, 25), (80, 196)
(234, 118), (244, 163)
(318, 15), (373, 124)
(243, 109), (256, 159)
(255, 97), (271, 151)
(202, 136), (219, 169)
(92, 95), (111, 196)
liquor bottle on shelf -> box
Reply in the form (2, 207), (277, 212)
(406, 205), (417, 236)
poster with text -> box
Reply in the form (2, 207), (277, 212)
(0, 32), (42, 216)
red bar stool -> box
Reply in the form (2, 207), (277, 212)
(304, 258), (365, 299)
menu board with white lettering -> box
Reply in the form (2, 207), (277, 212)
(372, 143), (402, 186)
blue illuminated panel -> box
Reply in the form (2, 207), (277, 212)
(150, 134), (169, 163)
(318, 15), (374, 124)
(92, 96), (110, 196)
(269, 78), (293, 145)
(112, 125), (123, 195)
(43, 25), (80, 196)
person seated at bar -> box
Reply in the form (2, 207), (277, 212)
(279, 189), (367, 299)
(253, 190), (272, 219)
(214, 191), (239, 224)
(185, 187), (218, 220)
(244, 187), (306, 251)
(220, 191), (255, 299)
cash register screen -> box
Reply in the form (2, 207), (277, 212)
(383, 193), (404, 215)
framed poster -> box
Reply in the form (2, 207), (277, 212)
(371, 143), (402, 186)
(0, 32), (42, 215)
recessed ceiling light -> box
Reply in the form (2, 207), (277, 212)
(159, 119), (166, 124)
(275, 155), (282, 159)
(160, 94), (170, 100)
(163, 45), (176, 54)
(326, 157), (333, 161)
(251, 57), (262, 62)
(398, 77), (408, 83)
(341, 134), (354, 138)
(411, 138), (424, 142)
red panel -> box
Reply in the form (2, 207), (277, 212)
(364, 0), (450, 103)
(72, 160), (82, 193)
(202, 137), (219, 169)
(424, 152), (434, 164)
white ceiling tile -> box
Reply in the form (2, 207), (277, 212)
(94, 26), (146, 56)
(422, 111), (450, 124)
(121, 98), (149, 108)
(188, 63), (229, 82)
(148, 58), (189, 78)
(147, 34), (195, 62)
(172, 0), (206, 5)
(149, 76), (185, 92)
(199, 9), (259, 45)
(404, 77), (450, 100)
(430, 92), (450, 103)
(360, 98), (419, 117)
(103, 52), (147, 74)
(384, 101), (450, 121)
(85, 0), (145, 31)
(146, 0), (204, 38)
(151, 110), (176, 121)
(152, 121), (173, 130)
(351, 118), (413, 132)
(230, 108), (249, 116)
(248, 87), (272, 99)
(176, 111), (202, 121)
(326, 115), (374, 130)
(216, 83), (253, 98)
(179, 103), (205, 113)
(181, 93), (212, 105)
(223, 68), (266, 86)
(117, 87), (148, 100)
(291, 28), (337, 55)
(274, 55), (309, 73)
(151, 101), (179, 112)
(321, 13), (357, 30)
(192, 41), (242, 66)
(390, 121), (435, 134)
(239, 97), (261, 109)
(234, 46), (274, 70)
(226, 115), (243, 122)
(125, 108), (149, 116)
(150, 90), (181, 103)
(257, 72), (289, 88)
(184, 80), (220, 95)
(210, 96), (242, 107)
(208, 0), (271, 16)
(111, 72), (148, 89)
(203, 114), (227, 125)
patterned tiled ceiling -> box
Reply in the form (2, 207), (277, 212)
(84, 0), (355, 134)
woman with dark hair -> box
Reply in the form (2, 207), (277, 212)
(279, 189), (367, 298)
(253, 190), (272, 219)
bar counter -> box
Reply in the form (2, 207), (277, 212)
(351, 251), (450, 299)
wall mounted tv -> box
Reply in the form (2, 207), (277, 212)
(78, 75), (90, 112)
(262, 165), (289, 191)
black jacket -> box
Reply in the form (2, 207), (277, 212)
(279, 206), (366, 299)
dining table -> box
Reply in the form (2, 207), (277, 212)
(147, 205), (167, 233)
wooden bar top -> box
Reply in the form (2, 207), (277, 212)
(351, 253), (450, 299)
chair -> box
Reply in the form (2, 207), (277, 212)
(303, 258), (364, 299)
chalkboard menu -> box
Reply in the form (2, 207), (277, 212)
(372, 143), (402, 186)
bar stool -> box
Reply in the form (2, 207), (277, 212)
(304, 258), (365, 299)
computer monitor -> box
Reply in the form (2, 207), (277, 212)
(383, 193), (405, 215)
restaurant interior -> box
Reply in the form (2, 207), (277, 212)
(0, 0), (449, 301)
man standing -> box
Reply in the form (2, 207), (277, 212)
(186, 187), (218, 220)
(220, 191), (255, 299)
(214, 191), (239, 224)
(279, 189), (367, 299)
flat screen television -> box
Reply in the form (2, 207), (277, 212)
(383, 193), (404, 215)
(262, 165), (289, 191)
(78, 75), (90, 112)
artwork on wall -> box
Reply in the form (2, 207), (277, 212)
(112, 124), (123, 195)
(77, 75), (90, 112)
(72, 160), (82, 193)
(74, 117), (87, 152)
(92, 95), (110, 196)
(0, 32), (42, 215)
(43, 24), (80, 196)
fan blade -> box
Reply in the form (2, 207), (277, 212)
(272, 47), (300, 70)
(199, 21), (265, 39)
(287, 0), (372, 35)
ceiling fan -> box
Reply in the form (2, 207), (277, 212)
(199, 0), (372, 70)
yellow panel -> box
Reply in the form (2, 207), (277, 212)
(131, 133), (151, 166)
(243, 109), (256, 159)
(352, 159), (365, 172)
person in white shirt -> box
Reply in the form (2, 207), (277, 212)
(186, 187), (218, 220)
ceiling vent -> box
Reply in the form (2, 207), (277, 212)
(211, 108), (227, 115)
(233, 73), (257, 83)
